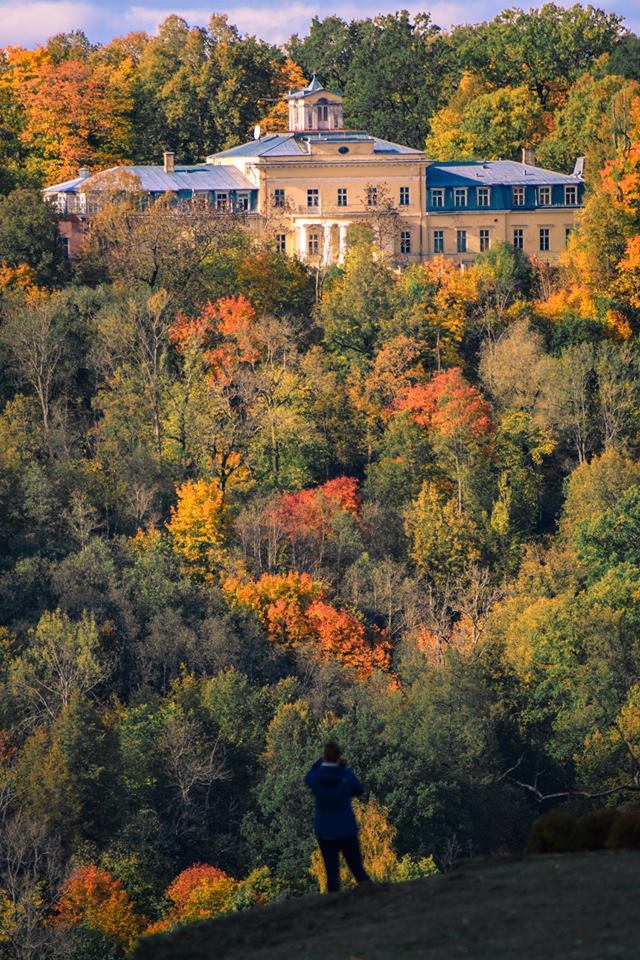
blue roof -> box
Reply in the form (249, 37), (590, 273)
(43, 174), (90, 194)
(288, 75), (338, 99)
(209, 131), (421, 160)
(427, 160), (583, 187)
(45, 164), (254, 195)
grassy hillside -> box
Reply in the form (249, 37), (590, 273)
(133, 851), (640, 960)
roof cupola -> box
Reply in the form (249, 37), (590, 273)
(287, 75), (344, 132)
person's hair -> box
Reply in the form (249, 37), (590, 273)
(323, 741), (341, 763)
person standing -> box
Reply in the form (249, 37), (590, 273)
(305, 741), (371, 893)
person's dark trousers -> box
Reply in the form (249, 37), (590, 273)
(317, 835), (369, 892)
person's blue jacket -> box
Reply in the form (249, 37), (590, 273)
(304, 759), (364, 838)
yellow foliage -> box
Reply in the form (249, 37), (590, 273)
(175, 875), (239, 923)
(166, 479), (228, 580)
(310, 798), (438, 891)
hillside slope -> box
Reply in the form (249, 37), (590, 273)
(134, 851), (640, 960)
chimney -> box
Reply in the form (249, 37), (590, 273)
(78, 167), (90, 180)
(522, 147), (535, 166)
(573, 156), (586, 179)
(163, 151), (175, 174)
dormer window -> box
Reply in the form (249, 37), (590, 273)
(453, 188), (468, 208)
(477, 187), (490, 207)
(538, 186), (551, 206)
(512, 186), (525, 206)
(431, 188), (444, 208)
(564, 185), (578, 205)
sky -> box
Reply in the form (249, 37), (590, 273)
(0, 0), (638, 48)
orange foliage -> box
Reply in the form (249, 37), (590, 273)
(15, 59), (133, 180)
(146, 864), (239, 934)
(0, 262), (43, 300)
(169, 296), (262, 386)
(53, 865), (144, 950)
(305, 600), (391, 675)
(223, 570), (327, 644)
(205, 295), (262, 383)
(616, 235), (640, 311)
(397, 367), (493, 439)
(222, 571), (390, 676)
(168, 304), (217, 351)
(259, 59), (307, 133)
(166, 864), (232, 911)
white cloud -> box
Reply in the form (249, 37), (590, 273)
(0, 0), (637, 49)
(0, 1), (100, 46)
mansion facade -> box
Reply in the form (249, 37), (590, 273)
(45, 77), (585, 265)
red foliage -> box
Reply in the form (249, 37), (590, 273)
(397, 367), (493, 439)
(166, 864), (232, 909)
(276, 477), (360, 539)
(168, 303), (217, 351)
(0, 730), (15, 764)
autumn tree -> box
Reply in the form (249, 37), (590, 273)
(395, 257), (477, 370)
(53, 865), (144, 952)
(166, 479), (228, 580)
(397, 368), (494, 512)
(310, 798), (437, 891)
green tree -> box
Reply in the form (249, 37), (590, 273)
(0, 188), (68, 286)
(455, 3), (622, 106)
(9, 610), (110, 725)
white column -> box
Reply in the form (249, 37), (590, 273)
(322, 223), (332, 265)
(297, 223), (307, 259)
(338, 223), (349, 264)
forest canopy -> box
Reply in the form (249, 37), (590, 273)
(1, 4), (640, 959)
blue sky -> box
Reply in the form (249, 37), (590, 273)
(0, 0), (638, 48)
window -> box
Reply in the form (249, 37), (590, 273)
(431, 188), (444, 208)
(400, 231), (411, 254)
(454, 188), (468, 208)
(513, 228), (524, 250)
(457, 229), (467, 253)
(539, 227), (550, 252)
(275, 233), (286, 253)
(433, 229), (444, 253)
(565, 226), (572, 246)
(308, 232), (320, 256)
(538, 186), (551, 206)
(512, 186), (525, 206)
(400, 186), (410, 206)
(477, 187), (490, 207)
(479, 228), (490, 252)
(215, 192), (228, 209)
(60, 236), (70, 258)
(236, 193), (249, 211)
(367, 186), (378, 206)
(337, 188), (348, 207)
(317, 104), (328, 122)
(273, 188), (285, 208)
(307, 188), (319, 208)
(564, 185), (578, 205)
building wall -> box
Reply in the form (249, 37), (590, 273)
(424, 208), (578, 264)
